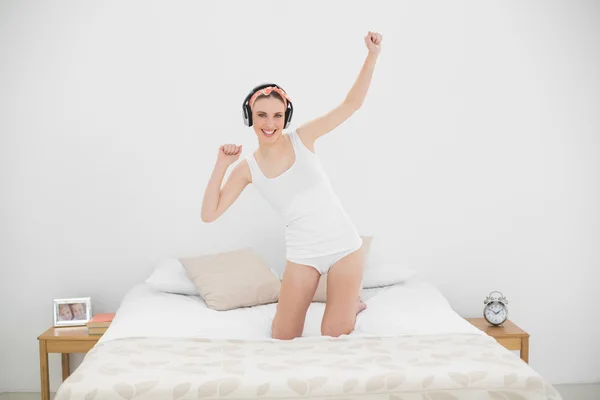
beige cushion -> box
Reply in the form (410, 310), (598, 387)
(312, 236), (373, 302)
(180, 248), (280, 311)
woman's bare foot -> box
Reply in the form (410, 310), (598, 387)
(357, 298), (367, 315)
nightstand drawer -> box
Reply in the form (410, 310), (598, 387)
(496, 337), (521, 351)
(46, 340), (97, 353)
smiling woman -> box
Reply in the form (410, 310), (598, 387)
(246, 85), (292, 141)
(201, 31), (384, 341)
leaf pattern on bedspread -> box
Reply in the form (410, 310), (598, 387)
(54, 334), (563, 400)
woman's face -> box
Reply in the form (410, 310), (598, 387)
(251, 96), (286, 143)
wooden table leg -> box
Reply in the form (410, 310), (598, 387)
(521, 336), (529, 363)
(39, 340), (50, 400)
(62, 353), (70, 380)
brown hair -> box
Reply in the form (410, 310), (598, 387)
(251, 91), (286, 109)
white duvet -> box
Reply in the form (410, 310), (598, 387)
(100, 278), (485, 343)
(56, 280), (564, 400)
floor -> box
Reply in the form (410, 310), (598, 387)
(2, 383), (599, 399)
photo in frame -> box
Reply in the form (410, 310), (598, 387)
(53, 297), (92, 327)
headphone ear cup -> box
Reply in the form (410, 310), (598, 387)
(243, 103), (253, 127)
(248, 106), (253, 127)
(284, 103), (293, 129)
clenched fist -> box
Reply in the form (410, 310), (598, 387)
(365, 31), (383, 55)
(217, 144), (242, 166)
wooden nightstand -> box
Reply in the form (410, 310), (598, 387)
(466, 318), (530, 363)
(37, 326), (103, 400)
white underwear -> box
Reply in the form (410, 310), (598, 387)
(288, 241), (363, 274)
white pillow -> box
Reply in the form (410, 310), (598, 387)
(361, 237), (416, 288)
(145, 237), (416, 295)
(362, 262), (416, 288)
(145, 258), (198, 295)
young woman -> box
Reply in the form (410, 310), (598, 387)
(202, 31), (382, 339)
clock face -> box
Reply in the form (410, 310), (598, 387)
(485, 302), (507, 325)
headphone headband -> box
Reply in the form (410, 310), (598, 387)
(249, 86), (291, 109)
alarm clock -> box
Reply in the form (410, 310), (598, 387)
(483, 291), (509, 326)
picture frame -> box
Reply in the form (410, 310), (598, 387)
(53, 297), (92, 327)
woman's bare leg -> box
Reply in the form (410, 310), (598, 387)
(321, 247), (366, 337)
(271, 261), (321, 340)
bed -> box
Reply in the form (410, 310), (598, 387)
(54, 278), (563, 399)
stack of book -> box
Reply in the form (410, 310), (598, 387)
(87, 313), (115, 335)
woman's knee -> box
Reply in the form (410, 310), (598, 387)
(321, 315), (355, 337)
(272, 326), (302, 340)
(271, 314), (303, 340)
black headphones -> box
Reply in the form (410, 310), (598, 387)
(242, 83), (294, 128)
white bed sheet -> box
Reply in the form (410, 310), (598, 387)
(100, 278), (485, 343)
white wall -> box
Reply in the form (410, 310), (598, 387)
(1, 0), (598, 392)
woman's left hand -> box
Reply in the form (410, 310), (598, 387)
(364, 31), (383, 55)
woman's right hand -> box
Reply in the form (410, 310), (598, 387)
(217, 144), (242, 166)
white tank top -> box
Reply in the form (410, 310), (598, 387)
(245, 129), (361, 259)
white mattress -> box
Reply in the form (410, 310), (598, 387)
(100, 278), (486, 343)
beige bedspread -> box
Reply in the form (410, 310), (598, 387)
(55, 333), (562, 400)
